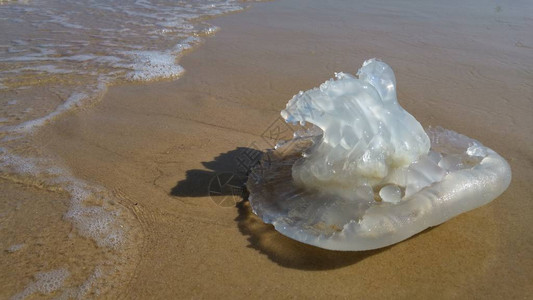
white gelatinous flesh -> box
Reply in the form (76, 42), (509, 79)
(281, 59), (430, 190)
(247, 59), (511, 251)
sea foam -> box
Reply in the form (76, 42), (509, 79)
(0, 0), (244, 131)
(1, 1), (248, 296)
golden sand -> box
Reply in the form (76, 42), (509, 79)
(2, 0), (532, 298)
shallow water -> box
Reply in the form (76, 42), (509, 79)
(0, 0), (252, 298)
(0, 0), (246, 129)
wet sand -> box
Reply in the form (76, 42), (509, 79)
(4, 0), (533, 298)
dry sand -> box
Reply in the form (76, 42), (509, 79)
(3, 0), (533, 298)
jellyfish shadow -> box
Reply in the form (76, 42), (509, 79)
(236, 199), (389, 270)
(171, 147), (259, 200)
(171, 147), (385, 270)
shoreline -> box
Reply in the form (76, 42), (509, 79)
(2, 0), (532, 298)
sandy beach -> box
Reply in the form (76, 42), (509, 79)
(1, 0), (532, 298)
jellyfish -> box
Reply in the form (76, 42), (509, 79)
(246, 59), (511, 251)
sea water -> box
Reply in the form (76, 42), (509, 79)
(0, 0), (246, 130)
(0, 0), (250, 298)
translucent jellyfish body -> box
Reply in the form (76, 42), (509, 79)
(247, 59), (511, 251)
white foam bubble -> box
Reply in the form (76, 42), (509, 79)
(71, 267), (103, 298)
(12, 269), (70, 300)
(121, 51), (185, 81)
(6, 243), (24, 253)
(1, 79), (107, 134)
(173, 36), (202, 52)
(0, 149), (125, 249)
(7, 65), (74, 74)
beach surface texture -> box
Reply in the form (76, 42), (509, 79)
(1, 0), (532, 298)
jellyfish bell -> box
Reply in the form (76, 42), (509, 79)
(247, 59), (511, 251)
